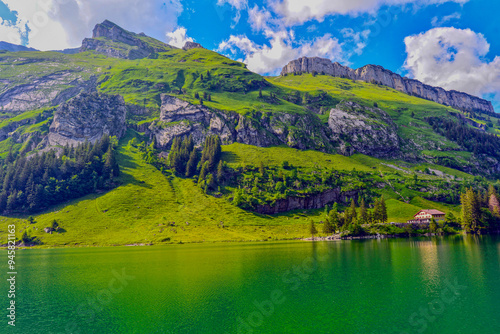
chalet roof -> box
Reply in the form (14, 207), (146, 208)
(414, 209), (445, 217)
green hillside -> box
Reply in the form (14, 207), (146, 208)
(0, 23), (499, 247)
(0, 129), (470, 247)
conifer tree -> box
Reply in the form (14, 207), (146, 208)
(349, 198), (357, 222)
(216, 161), (224, 184)
(359, 198), (368, 224)
(309, 220), (318, 240)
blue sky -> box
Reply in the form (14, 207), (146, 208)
(0, 0), (499, 110)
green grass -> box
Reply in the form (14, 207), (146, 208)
(0, 133), (467, 247)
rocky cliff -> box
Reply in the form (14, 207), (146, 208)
(281, 57), (495, 114)
(150, 95), (336, 151)
(254, 188), (359, 215)
(328, 101), (401, 158)
(80, 20), (174, 59)
(48, 92), (127, 146)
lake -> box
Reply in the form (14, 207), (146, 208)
(3, 235), (500, 333)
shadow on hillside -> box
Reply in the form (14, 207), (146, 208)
(222, 151), (240, 164)
(118, 150), (138, 169)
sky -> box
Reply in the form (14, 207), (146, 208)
(0, 0), (499, 110)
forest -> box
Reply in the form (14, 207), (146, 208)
(0, 135), (119, 214)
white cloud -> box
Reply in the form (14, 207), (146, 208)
(219, 30), (344, 75)
(217, 0), (248, 10)
(0, 0), (183, 50)
(166, 27), (193, 48)
(0, 17), (26, 45)
(341, 28), (371, 55)
(404, 27), (500, 99)
(431, 12), (461, 26)
(270, 0), (469, 25)
(248, 5), (272, 31)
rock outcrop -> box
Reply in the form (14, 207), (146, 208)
(281, 57), (495, 114)
(182, 41), (203, 51)
(48, 92), (127, 146)
(0, 71), (97, 114)
(150, 95), (336, 151)
(328, 101), (401, 158)
(254, 189), (359, 215)
(80, 20), (173, 59)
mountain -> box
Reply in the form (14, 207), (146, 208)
(80, 20), (175, 59)
(281, 57), (494, 115)
(0, 21), (499, 246)
(0, 41), (38, 52)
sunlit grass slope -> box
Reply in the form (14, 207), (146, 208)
(0, 131), (463, 247)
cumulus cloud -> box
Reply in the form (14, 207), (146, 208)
(0, 17), (27, 45)
(0, 0), (183, 50)
(270, 0), (469, 25)
(166, 27), (193, 48)
(404, 27), (500, 99)
(219, 29), (344, 74)
(248, 5), (273, 31)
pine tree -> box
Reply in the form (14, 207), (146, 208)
(359, 198), (368, 224)
(216, 161), (224, 184)
(349, 198), (357, 222)
(380, 196), (387, 223)
(323, 217), (334, 234)
(309, 220), (318, 240)
(185, 148), (198, 177)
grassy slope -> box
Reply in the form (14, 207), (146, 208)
(0, 49), (493, 246)
(0, 131), (462, 247)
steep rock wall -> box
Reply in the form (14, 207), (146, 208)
(254, 189), (359, 215)
(281, 57), (495, 114)
(48, 92), (127, 146)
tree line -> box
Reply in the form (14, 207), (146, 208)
(0, 135), (119, 214)
(426, 116), (500, 160)
(320, 197), (388, 235)
(460, 185), (500, 233)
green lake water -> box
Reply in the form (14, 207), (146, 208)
(2, 235), (500, 333)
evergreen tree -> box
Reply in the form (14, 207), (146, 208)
(309, 220), (318, 240)
(359, 198), (368, 224)
(323, 217), (334, 234)
(185, 148), (198, 177)
(216, 161), (225, 184)
(380, 196), (388, 223)
(349, 199), (357, 222)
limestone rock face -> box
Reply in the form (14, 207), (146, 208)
(0, 71), (97, 114)
(48, 92), (127, 146)
(281, 57), (495, 114)
(328, 101), (401, 158)
(80, 20), (173, 59)
(182, 41), (203, 51)
(150, 95), (335, 151)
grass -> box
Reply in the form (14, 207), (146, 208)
(0, 131), (465, 247)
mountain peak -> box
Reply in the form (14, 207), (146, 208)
(182, 41), (203, 51)
(81, 20), (175, 60)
